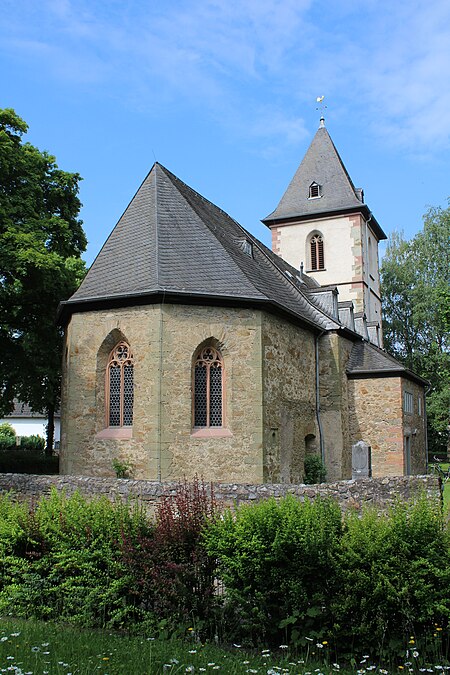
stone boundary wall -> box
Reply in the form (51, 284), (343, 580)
(0, 473), (440, 514)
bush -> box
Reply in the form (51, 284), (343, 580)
(0, 422), (16, 440)
(0, 450), (58, 474)
(204, 495), (342, 645)
(20, 435), (45, 452)
(121, 477), (218, 636)
(332, 495), (450, 659)
(0, 484), (449, 659)
(303, 454), (327, 484)
(0, 489), (151, 628)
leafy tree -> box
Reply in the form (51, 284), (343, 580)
(381, 204), (450, 456)
(0, 108), (87, 454)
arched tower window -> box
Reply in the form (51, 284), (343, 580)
(106, 342), (134, 427)
(310, 233), (325, 271)
(193, 345), (223, 428)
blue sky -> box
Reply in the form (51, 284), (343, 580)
(2, 0), (450, 265)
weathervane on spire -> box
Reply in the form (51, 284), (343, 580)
(316, 95), (327, 127)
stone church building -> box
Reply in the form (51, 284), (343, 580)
(58, 119), (427, 483)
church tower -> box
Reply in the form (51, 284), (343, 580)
(262, 118), (386, 327)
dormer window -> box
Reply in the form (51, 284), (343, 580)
(242, 239), (253, 257)
(308, 182), (321, 199)
(235, 238), (253, 257)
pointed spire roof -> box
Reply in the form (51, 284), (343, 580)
(262, 120), (386, 240)
(58, 162), (339, 331)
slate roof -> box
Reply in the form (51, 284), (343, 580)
(347, 342), (428, 385)
(262, 120), (387, 241)
(59, 163), (339, 332)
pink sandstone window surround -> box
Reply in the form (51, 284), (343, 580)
(192, 345), (230, 437)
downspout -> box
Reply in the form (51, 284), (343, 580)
(157, 302), (164, 481)
(315, 331), (326, 464)
(424, 383), (431, 474)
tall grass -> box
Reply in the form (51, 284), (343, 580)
(1, 617), (449, 674)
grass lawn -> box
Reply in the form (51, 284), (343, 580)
(1, 618), (450, 675)
(0, 619), (334, 675)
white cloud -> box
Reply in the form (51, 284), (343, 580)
(2, 0), (450, 151)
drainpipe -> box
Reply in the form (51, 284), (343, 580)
(424, 384), (431, 473)
(315, 331), (326, 464)
(157, 303), (164, 481)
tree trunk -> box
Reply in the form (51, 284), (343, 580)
(46, 404), (55, 457)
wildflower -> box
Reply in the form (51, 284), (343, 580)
(102, 658), (109, 661)
(6, 657), (14, 660)
(233, 644), (242, 648)
(243, 661), (250, 665)
(10, 634), (20, 638)
(207, 664), (216, 667)
(41, 643), (49, 647)
(31, 647), (40, 653)
(189, 650), (197, 654)
(262, 649), (270, 653)
(186, 667), (195, 673)
(171, 660), (180, 665)
(316, 643), (324, 649)
(413, 652), (419, 659)
(1, 637), (8, 642)
(436, 627), (443, 632)
(212, 668), (220, 671)
(322, 641), (328, 645)
(379, 671), (388, 675)
(262, 654), (270, 658)
(279, 644), (288, 649)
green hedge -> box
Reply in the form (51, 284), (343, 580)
(0, 487), (448, 659)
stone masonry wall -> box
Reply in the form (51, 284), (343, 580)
(348, 376), (427, 477)
(0, 473), (439, 515)
(319, 333), (354, 481)
(401, 379), (427, 474)
(262, 313), (316, 484)
(61, 304), (264, 483)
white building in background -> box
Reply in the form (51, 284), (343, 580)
(0, 401), (61, 446)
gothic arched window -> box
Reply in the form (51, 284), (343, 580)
(106, 342), (134, 427)
(193, 345), (223, 428)
(310, 234), (325, 271)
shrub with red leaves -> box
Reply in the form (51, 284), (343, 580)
(121, 477), (218, 631)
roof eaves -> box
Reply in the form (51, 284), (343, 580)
(262, 205), (386, 240)
(347, 367), (429, 386)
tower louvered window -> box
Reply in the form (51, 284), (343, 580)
(309, 182), (321, 199)
(310, 234), (325, 271)
(194, 346), (223, 427)
(107, 342), (134, 427)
